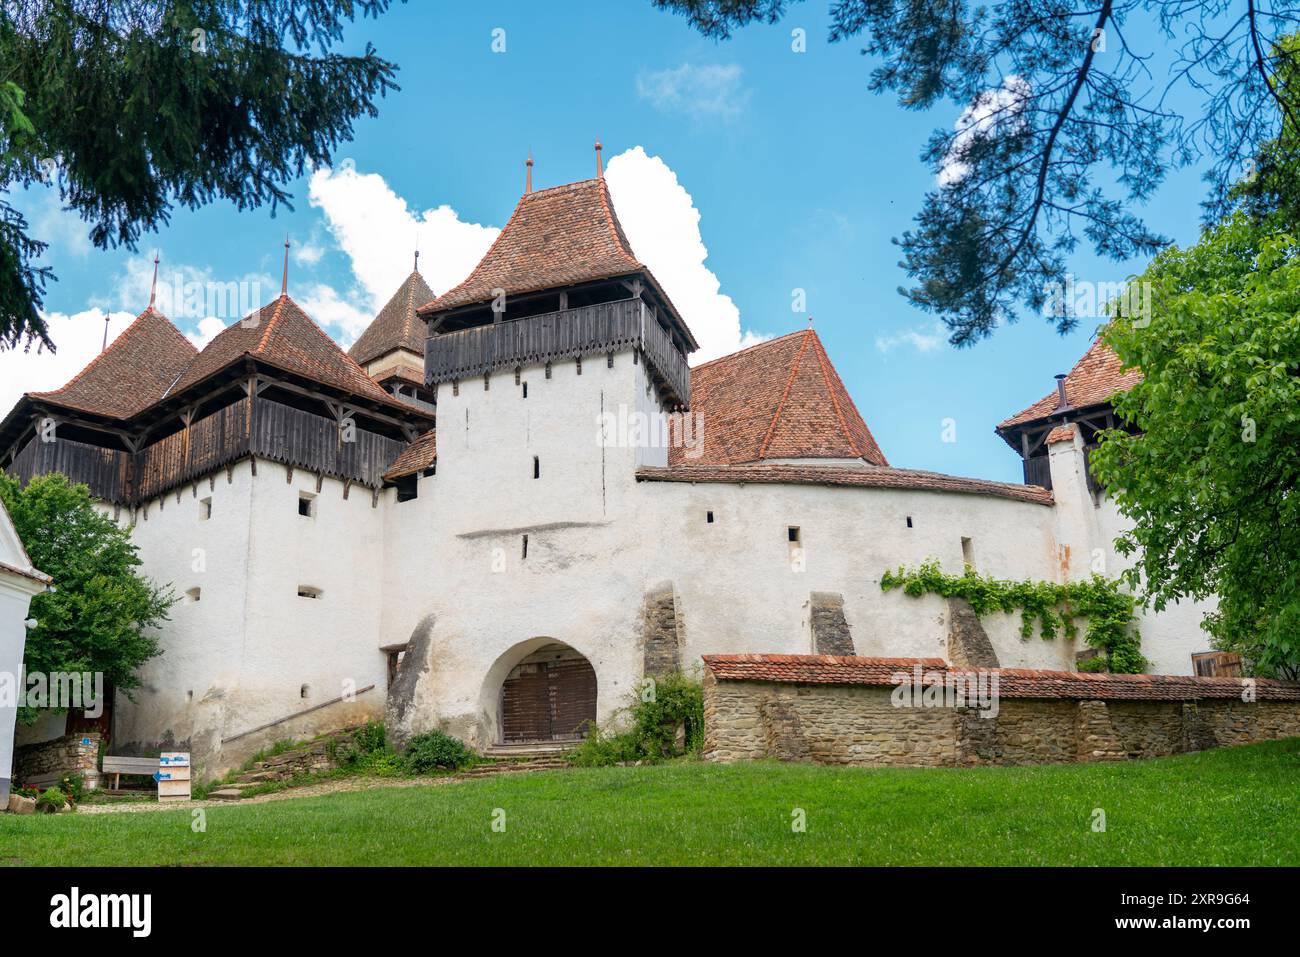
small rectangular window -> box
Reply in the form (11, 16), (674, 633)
(522, 382), (528, 398)
(961, 536), (974, 569)
(298, 493), (315, 517)
(533, 456), (540, 479)
(788, 526), (801, 543)
(298, 586), (322, 599)
(906, 516), (913, 528)
(706, 510), (714, 524)
(199, 497), (212, 521)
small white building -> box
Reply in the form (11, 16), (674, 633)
(0, 499), (52, 803)
(0, 164), (1220, 777)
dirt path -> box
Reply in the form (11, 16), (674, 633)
(76, 774), (457, 814)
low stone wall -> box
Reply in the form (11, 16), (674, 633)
(702, 655), (1300, 767)
(13, 731), (102, 789)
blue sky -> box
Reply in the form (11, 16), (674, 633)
(6, 1), (1214, 482)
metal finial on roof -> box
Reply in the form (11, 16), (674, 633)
(414, 247), (420, 272)
(525, 151), (533, 193)
(281, 235), (290, 296)
(149, 251), (160, 309)
(102, 313), (110, 352)
(595, 138), (603, 179)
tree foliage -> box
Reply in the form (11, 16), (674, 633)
(652, 0), (1300, 346)
(880, 560), (1145, 673)
(0, 0), (402, 351)
(0, 471), (174, 721)
(1091, 214), (1300, 679)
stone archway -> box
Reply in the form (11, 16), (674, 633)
(496, 642), (597, 744)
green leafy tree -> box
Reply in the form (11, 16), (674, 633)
(0, 471), (174, 722)
(652, 0), (1300, 346)
(1091, 214), (1300, 679)
(0, 0), (403, 351)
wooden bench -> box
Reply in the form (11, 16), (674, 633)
(101, 755), (160, 790)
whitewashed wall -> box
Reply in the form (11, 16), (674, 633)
(67, 348), (1214, 773)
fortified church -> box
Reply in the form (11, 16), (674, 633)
(1, 150), (1217, 774)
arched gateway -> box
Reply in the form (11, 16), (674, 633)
(499, 642), (597, 743)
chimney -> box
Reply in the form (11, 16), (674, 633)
(1054, 373), (1069, 409)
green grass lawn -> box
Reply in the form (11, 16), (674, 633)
(4, 740), (1299, 866)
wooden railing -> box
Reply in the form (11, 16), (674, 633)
(1022, 454), (1052, 491)
(425, 298), (691, 406)
(8, 435), (130, 504)
(8, 398), (408, 505)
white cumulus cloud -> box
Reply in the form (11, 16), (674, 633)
(636, 64), (750, 120)
(939, 76), (1030, 187)
(875, 321), (949, 354)
(0, 308), (137, 415)
(307, 165), (499, 310)
(605, 146), (763, 363)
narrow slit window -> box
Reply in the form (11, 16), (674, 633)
(521, 534), (529, 560)
(906, 516), (913, 528)
(961, 536), (975, 569)
(533, 456), (540, 479)
(199, 497), (212, 521)
(522, 382), (528, 398)
(706, 510), (714, 524)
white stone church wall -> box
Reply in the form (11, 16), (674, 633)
(112, 459), (388, 776)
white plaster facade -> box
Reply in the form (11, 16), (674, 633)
(92, 343), (1215, 778)
(0, 500), (51, 802)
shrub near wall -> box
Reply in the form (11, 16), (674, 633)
(701, 655), (1300, 767)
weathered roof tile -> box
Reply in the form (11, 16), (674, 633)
(999, 336), (1142, 432)
(28, 307), (197, 419)
(703, 654), (1300, 701)
(350, 270), (435, 367)
(167, 295), (404, 408)
(637, 463), (1053, 504)
(671, 329), (888, 467)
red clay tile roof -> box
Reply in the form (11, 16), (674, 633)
(166, 295), (405, 408)
(1046, 423), (1077, 445)
(27, 307), (197, 419)
(636, 464), (1054, 505)
(350, 270), (435, 367)
(423, 179), (643, 312)
(702, 655), (1300, 701)
(999, 336), (1143, 432)
(670, 329), (888, 467)
(384, 429), (436, 481)
(418, 178), (698, 350)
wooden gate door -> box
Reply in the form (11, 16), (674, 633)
(500, 647), (597, 743)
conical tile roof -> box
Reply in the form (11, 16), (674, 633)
(670, 328), (888, 467)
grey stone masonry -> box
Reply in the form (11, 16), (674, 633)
(809, 592), (855, 655)
(642, 581), (684, 677)
(946, 597), (1000, 669)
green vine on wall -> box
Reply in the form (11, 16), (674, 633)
(880, 560), (1146, 674)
